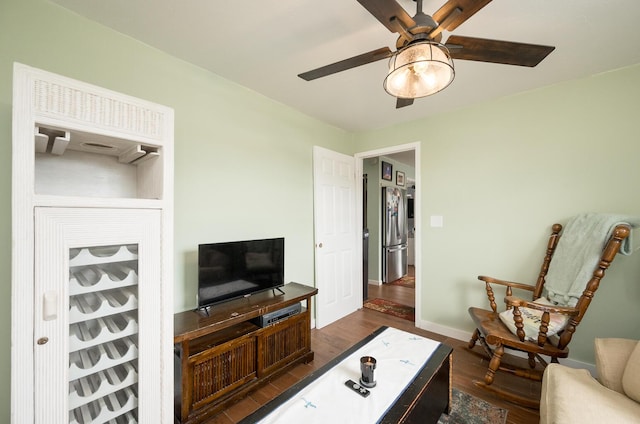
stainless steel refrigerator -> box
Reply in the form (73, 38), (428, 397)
(381, 187), (408, 283)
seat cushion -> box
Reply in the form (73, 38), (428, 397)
(595, 338), (637, 394)
(622, 341), (640, 402)
(498, 298), (569, 342)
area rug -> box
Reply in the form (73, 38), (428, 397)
(363, 298), (415, 321)
(388, 275), (415, 288)
(438, 388), (508, 424)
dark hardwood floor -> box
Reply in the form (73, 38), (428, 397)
(368, 265), (416, 307)
(201, 276), (541, 424)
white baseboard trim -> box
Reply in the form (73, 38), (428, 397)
(416, 318), (597, 376)
(416, 318), (472, 342)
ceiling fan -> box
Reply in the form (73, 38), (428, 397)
(298, 0), (555, 109)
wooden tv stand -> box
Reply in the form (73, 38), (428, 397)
(174, 282), (318, 424)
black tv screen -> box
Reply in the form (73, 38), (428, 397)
(198, 237), (284, 309)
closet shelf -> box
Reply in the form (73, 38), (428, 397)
(69, 385), (138, 424)
(69, 288), (138, 324)
(69, 337), (139, 382)
(69, 245), (138, 267)
(103, 410), (137, 424)
(70, 265), (138, 296)
(69, 313), (138, 353)
(68, 362), (137, 411)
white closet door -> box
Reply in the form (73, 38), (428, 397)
(33, 208), (162, 424)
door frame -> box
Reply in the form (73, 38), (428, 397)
(355, 142), (421, 323)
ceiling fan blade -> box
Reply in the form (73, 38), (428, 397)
(298, 47), (393, 81)
(356, 0), (416, 34)
(428, 7), (462, 39)
(446, 35), (555, 67)
(433, 0), (493, 31)
(396, 98), (414, 109)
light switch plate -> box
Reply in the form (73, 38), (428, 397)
(430, 215), (444, 227)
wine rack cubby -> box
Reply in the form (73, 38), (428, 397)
(68, 244), (140, 423)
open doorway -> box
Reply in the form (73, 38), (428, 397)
(356, 143), (420, 324)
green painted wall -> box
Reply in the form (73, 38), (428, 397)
(1, 0), (640, 421)
(353, 64), (640, 365)
(0, 0), (350, 420)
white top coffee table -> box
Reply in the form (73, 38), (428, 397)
(240, 326), (452, 424)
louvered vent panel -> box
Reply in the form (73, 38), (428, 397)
(262, 316), (308, 371)
(33, 79), (163, 140)
(191, 339), (257, 406)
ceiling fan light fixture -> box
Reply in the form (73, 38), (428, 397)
(383, 40), (455, 99)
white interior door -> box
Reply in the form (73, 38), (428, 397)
(33, 207), (162, 423)
(313, 146), (359, 328)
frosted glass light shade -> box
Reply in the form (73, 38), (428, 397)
(383, 41), (455, 99)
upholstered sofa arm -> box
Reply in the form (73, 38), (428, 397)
(595, 338), (638, 394)
(540, 363), (640, 424)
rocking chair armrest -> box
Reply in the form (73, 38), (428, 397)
(478, 275), (535, 292)
(504, 296), (580, 317)
(477, 275), (536, 312)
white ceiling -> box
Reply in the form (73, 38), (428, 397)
(50, 0), (640, 132)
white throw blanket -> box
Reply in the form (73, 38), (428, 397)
(544, 213), (640, 306)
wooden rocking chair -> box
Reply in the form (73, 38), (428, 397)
(468, 214), (635, 408)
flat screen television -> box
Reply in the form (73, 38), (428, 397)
(197, 237), (285, 309)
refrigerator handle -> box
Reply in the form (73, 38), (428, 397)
(387, 245), (407, 253)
